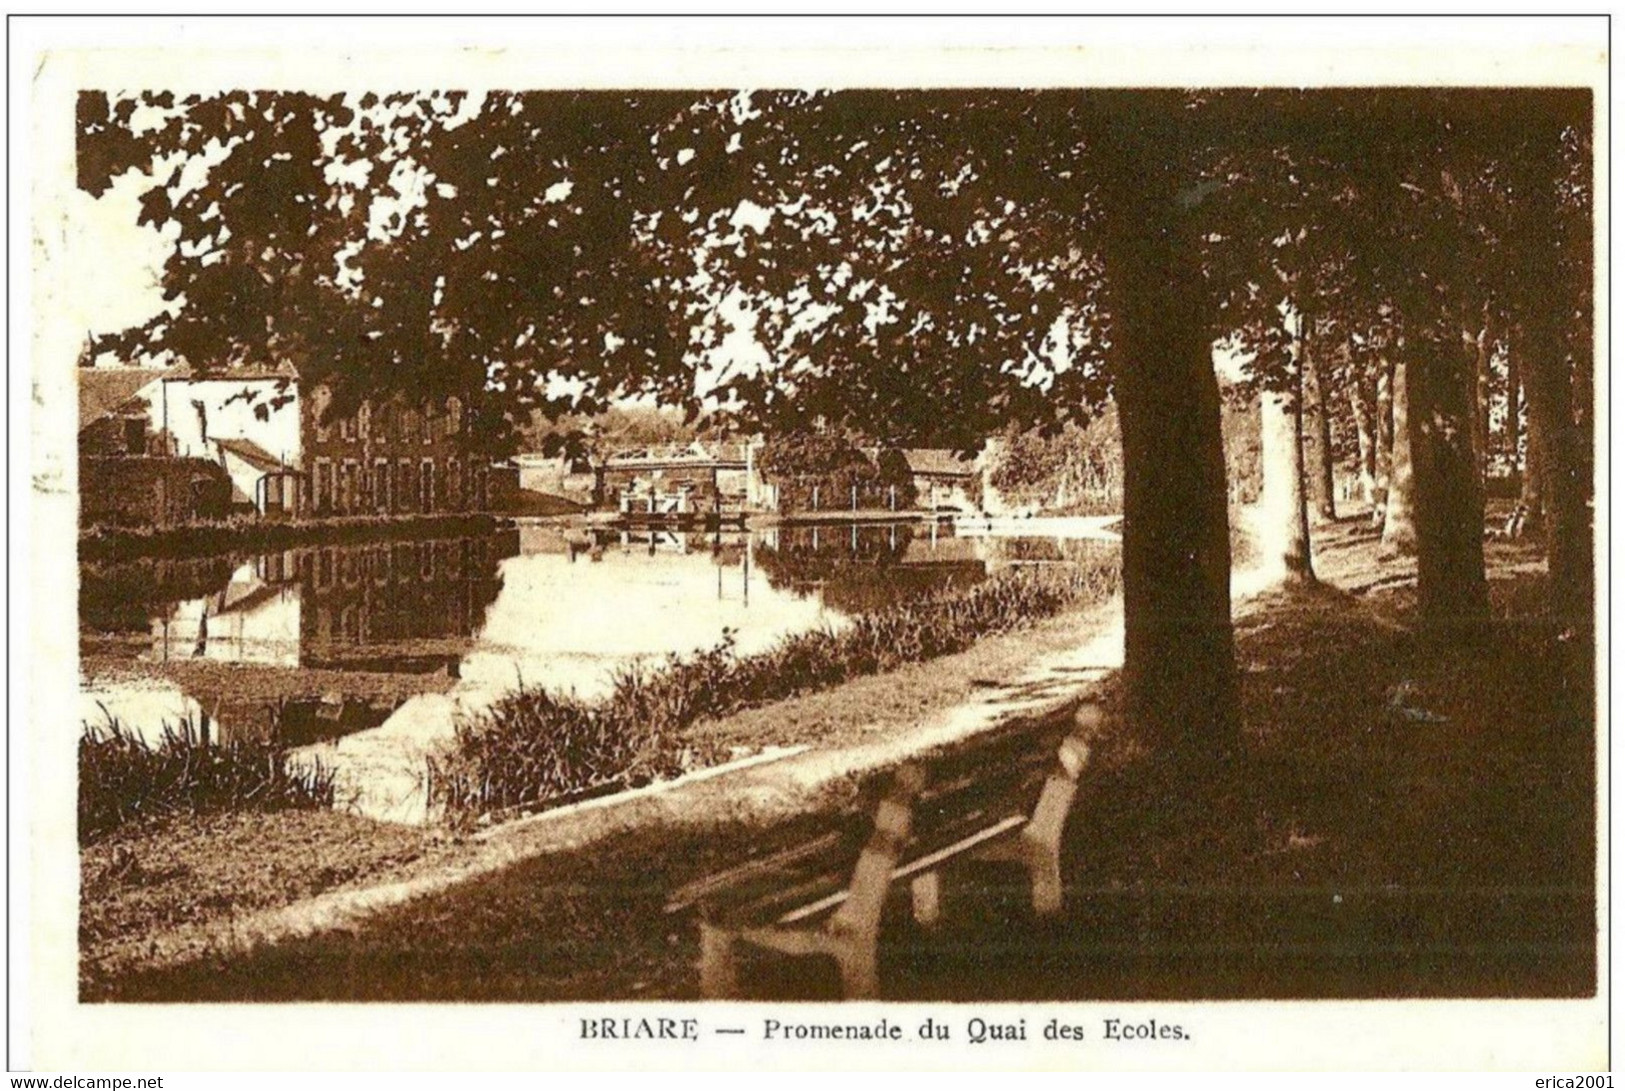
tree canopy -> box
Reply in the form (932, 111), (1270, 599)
(80, 88), (1586, 446)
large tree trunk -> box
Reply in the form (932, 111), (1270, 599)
(1502, 337), (1522, 480)
(1514, 338), (1546, 535)
(1379, 354), (1417, 555)
(1348, 376), (1379, 508)
(1507, 114), (1592, 629)
(1373, 357), (1395, 528)
(1407, 331), (1490, 635)
(1095, 117), (1238, 764)
(1521, 312), (1591, 627)
(1304, 324), (1338, 523)
(1470, 309), (1493, 483)
(1257, 364), (1314, 580)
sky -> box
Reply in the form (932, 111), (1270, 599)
(62, 167), (176, 351)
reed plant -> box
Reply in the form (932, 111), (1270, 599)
(79, 713), (336, 842)
(429, 557), (1120, 820)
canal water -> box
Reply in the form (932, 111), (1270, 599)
(79, 519), (1116, 822)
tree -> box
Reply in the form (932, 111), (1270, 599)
(1345, 374), (1378, 508)
(666, 89), (1242, 759)
(1091, 100), (1239, 759)
(1500, 98), (1594, 627)
(983, 413), (1123, 517)
(1303, 323), (1340, 524)
(1380, 353), (1418, 556)
(76, 89), (711, 454)
(79, 86), (1594, 755)
(1255, 318), (1315, 580)
(756, 429), (914, 513)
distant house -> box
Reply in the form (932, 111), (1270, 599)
(78, 367), (233, 527)
(143, 368), (304, 517)
(302, 384), (490, 516)
(515, 452), (597, 500)
(901, 449), (980, 513)
(84, 364), (498, 521)
(78, 366), (176, 457)
(597, 441), (760, 514)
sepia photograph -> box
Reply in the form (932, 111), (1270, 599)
(15, 14), (1608, 1073)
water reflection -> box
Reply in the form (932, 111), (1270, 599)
(79, 519), (1114, 822)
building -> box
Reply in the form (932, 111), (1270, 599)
(515, 452), (597, 501)
(78, 367), (232, 527)
(302, 384), (490, 517)
(79, 366), (176, 457)
(597, 441), (760, 514)
(81, 364), (497, 523)
(150, 369), (304, 516)
(900, 449), (980, 513)
(81, 366), (304, 518)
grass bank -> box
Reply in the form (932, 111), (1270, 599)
(80, 716), (336, 842)
(81, 809), (440, 972)
(428, 558), (1120, 820)
(79, 510), (510, 563)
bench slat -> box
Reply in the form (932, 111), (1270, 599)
(691, 748), (1056, 923)
(778, 814), (1029, 924)
(665, 829), (850, 914)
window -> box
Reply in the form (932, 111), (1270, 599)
(421, 458), (436, 511)
(340, 460), (358, 513)
(446, 397), (463, 436)
(314, 388), (332, 443)
(374, 460), (391, 512)
(398, 459), (414, 511)
(315, 459), (334, 514)
(421, 402), (434, 445)
(359, 402), (370, 439)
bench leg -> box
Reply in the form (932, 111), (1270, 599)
(1030, 846), (1064, 918)
(832, 933), (880, 999)
(910, 870), (943, 928)
(699, 921), (740, 999)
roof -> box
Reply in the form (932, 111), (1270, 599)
(901, 449), (976, 478)
(214, 437), (288, 474)
(168, 370), (298, 386)
(80, 364), (298, 431)
(603, 441), (749, 469)
(78, 367), (177, 431)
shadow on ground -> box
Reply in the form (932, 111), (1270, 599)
(88, 525), (1595, 1002)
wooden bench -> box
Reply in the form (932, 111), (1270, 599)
(666, 705), (1100, 999)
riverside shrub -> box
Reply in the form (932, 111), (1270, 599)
(79, 715), (336, 841)
(429, 558), (1120, 820)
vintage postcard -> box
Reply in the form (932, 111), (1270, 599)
(13, 14), (1609, 1074)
